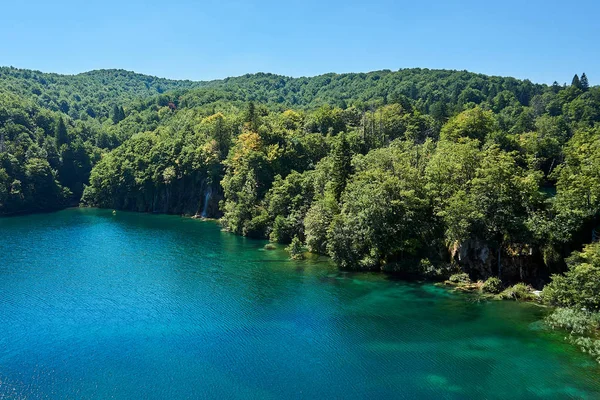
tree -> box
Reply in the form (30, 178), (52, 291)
(542, 242), (600, 311)
(551, 127), (600, 242)
(430, 101), (448, 122)
(572, 74), (582, 90)
(55, 117), (69, 147)
(286, 236), (305, 260)
(220, 131), (271, 237)
(245, 101), (258, 131)
(327, 147), (431, 271)
(112, 105), (121, 124)
(304, 195), (337, 254)
(59, 138), (92, 198)
(425, 138), (481, 214)
(311, 105), (345, 135)
(266, 171), (315, 243)
(440, 146), (541, 277)
(330, 132), (352, 201)
(551, 81), (561, 93)
(439, 107), (496, 143)
(580, 73), (589, 92)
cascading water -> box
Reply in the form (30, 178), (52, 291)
(201, 187), (212, 218)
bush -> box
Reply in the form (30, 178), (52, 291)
(286, 236), (305, 260)
(270, 215), (297, 244)
(571, 337), (600, 364)
(546, 308), (600, 336)
(448, 272), (471, 284)
(264, 243), (277, 250)
(498, 283), (535, 301)
(546, 308), (600, 364)
(542, 243), (600, 311)
(243, 212), (270, 239)
(415, 258), (448, 279)
(482, 277), (503, 294)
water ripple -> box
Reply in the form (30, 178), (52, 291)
(0, 209), (599, 399)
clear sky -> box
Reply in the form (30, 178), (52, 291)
(1, 0), (598, 85)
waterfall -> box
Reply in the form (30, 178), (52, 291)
(201, 187), (212, 218)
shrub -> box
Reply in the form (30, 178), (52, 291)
(498, 283), (535, 301)
(448, 272), (471, 284)
(286, 236), (305, 260)
(546, 308), (600, 336)
(542, 243), (600, 311)
(546, 308), (600, 364)
(571, 337), (600, 364)
(482, 277), (503, 294)
(270, 215), (293, 243)
(264, 243), (277, 250)
(416, 258), (446, 279)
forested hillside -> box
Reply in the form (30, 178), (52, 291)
(182, 69), (544, 111)
(0, 67), (203, 120)
(2, 67), (600, 281)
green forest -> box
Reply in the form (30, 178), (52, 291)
(1, 66), (599, 356)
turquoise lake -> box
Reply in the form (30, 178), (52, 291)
(1, 208), (599, 399)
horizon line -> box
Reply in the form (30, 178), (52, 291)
(1, 64), (582, 87)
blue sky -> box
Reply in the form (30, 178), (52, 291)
(1, 0), (598, 84)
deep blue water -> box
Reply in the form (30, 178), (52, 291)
(1, 208), (599, 399)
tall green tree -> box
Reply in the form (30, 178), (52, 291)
(572, 74), (582, 90)
(330, 132), (352, 201)
(543, 242), (600, 310)
(55, 117), (69, 147)
(439, 107), (496, 143)
(112, 105), (121, 124)
(327, 145), (432, 271)
(580, 73), (590, 92)
(440, 146), (541, 277)
(245, 101), (258, 132)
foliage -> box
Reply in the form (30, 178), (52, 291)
(482, 277), (503, 294)
(327, 144), (433, 270)
(572, 337), (600, 364)
(498, 283), (535, 301)
(550, 127), (600, 242)
(546, 307), (600, 364)
(542, 242), (600, 311)
(546, 308), (600, 336)
(439, 107), (496, 143)
(0, 90), (90, 214)
(0, 67), (202, 121)
(286, 236), (305, 260)
(449, 273), (471, 284)
(82, 111), (228, 215)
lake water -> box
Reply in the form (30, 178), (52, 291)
(1, 208), (599, 399)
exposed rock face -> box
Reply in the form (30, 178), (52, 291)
(450, 240), (494, 279)
(450, 239), (543, 284)
(197, 185), (222, 219)
(119, 178), (224, 218)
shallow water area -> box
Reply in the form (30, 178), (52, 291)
(0, 208), (599, 399)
